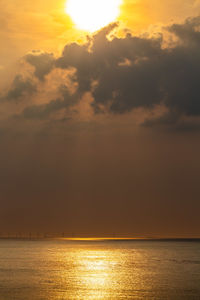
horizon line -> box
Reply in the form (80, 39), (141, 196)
(0, 236), (200, 241)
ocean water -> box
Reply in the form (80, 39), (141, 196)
(0, 240), (200, 299)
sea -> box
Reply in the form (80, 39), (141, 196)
(0, 239), (200, 299)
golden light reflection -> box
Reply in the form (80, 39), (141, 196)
(46, 241), (155, 299)
(79, 253), (110, 290)
(58, 246), (119, 299)
(65, 0), (122, 32)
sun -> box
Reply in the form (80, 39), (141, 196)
(66, 0), (122, 32)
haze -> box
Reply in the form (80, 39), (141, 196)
(0, 0), (200, 238)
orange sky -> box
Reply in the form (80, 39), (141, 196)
(0, 0), (199, 72)
(1, 0), (200, 237)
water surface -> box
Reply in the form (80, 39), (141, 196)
(0, 239), (200, 299)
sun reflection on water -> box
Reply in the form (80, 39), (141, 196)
(46, 242), (152, 299)
(1, 240), (199, 299)
(63, 248), (118, 299)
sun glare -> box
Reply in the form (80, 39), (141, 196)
(66, 0), (122, 32)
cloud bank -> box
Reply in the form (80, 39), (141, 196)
(2, 16), (200, 132)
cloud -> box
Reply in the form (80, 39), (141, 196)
(54, 17), (200, 128)
(3, 16), (200, 129)
(1, 74), (36, 102)
(25, 51), (55, 81)
(21, 85), (77, 120)
(55, 23), (163, 113)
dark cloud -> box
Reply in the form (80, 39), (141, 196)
(168, 16), (200, 46)
(3, 74), (36, 102)
(9, 16), (200, 129)
(56, 23), (163, 111)
(25, 51), (55, 81)
(54, 18), (200, 127)
(22, 86), (77, 120)
(22, 98), (66, 120)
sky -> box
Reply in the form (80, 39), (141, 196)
(1, 0), (200, 237)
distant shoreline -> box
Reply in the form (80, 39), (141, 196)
(0, 237), (200, 242)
